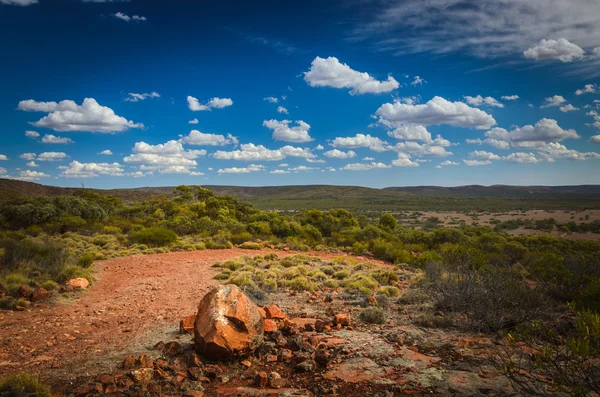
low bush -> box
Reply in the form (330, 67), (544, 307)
(0, 373), (52, 397)
(131, 227), (177, 247)
(359, 307), (386, 324)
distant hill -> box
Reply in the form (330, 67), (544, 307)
(1, 179), (599, 211)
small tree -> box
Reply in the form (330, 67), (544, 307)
(379, 213), (397, 230)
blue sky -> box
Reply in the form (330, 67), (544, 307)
(1, 0), (600, 188)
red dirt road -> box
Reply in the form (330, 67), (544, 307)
(0, 248), (376, 384)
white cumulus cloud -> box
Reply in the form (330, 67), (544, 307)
(575, 84), (598, 95)
(25, 130), (40, 138)
(187, 96), (233, 111)
(37, 152), (68, 161)
(213, 143), (315, 161)
(41, 134), (74, 144)
(387, 125), (432, 142)
(98, 150), (113, 155)
(263, 120), (312, 143)
(464, 95), (504, 108)
(218, 164), (265, 174)
(341, 162), (391, 171)
(303, 56), (399, 95)
(376, 96), (496, 130)
(114, 12), (146, 22)
(59, 161), (125, 178)
(125, 92), (159, 102)
(330, 133), (389, 152)
(124, 140), (206, 174)
(19, 98), (143, 133)
(541, 95), (567, 108)
(524, 38), (585, 62)
(277, 106), (289, 114)
(180, 130), (239, 146)
(323, 149), (356, 159)
(501, 95), (520, 101)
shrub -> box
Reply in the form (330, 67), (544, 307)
(0, 373), (52, 397)
(131, 227), (177, 247)
(379, 286), (401, 297)
(359, 308), (386, 324)
(287, 276), (314, 291)
(213, 271), (231, 280)
(77, 252), (95, 268)
(333, 270), (350, 280)
(230, 232), (253, 245)
(227, 271), (258, 291)
(40, 280), (58, 291)
(57, 266), (93, 284)
(240, 242), (261, 250)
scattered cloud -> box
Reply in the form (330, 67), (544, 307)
(323, 149), (356, 159)
(363, 156), (375, 161)
(270, 169), (290, 174)
(277, 106), (288, 114)
(213, 143), (315, 161)
(330, 133), (389, 152)
(503, 152), (543, 164)
(387, 125), (432, 142)
(303, 56), (399, 95)
(124, 140), (206, 174)
(25, 130), (40, 138)
(541, 95), (567, 108)
(315, 145), (324, 150)
(0, 0), (37, 6)
(590, 135), (600, 144)
(288, 165), (317, 172)
(41, 134), (74, 144)
(501, 95), (519, 101)
(559, 104), (579, 112)
(484, 119), (579, 145)
(37, 152), (68, 161)
(180, 130), (239, 146)
(19, 98), (143, 133)
(217, 164), (265, 174)
(576, 84), (598, 95)
(535, 142), (600, 161)
(20, 153), (36, 160)
(125, 92), (159, 102)
(12, 170), (49, 181)
(188, 118), (199, 124)
(436, 160), (460, 168)
(263, 120), (312, 143)
(391, 153), (419, 167)
(114, 12), (146, 22)
(264, 97), (278, 103)
(59, 161), (125, 178)
(466, 138), (483, 145)
(187, 96), (233, 111)
(0, 167), (6, 174)
(376, 96), (496, 130)
(341, 162), (391, 171)
(464, 95), (504, 108)
(98, 150), (113, 155)
(410, 76), (426, 86)
(26, 161), (38, 167)
(524, 38), (585, 62)
(0, 154), (7, 161)
(391, 140), (453, 157)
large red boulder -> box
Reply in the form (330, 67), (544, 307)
(194, 285), (264, 360)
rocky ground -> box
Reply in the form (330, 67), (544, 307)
(0, 248), (517, 396)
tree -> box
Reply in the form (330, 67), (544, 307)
(379, 213), (397, 230)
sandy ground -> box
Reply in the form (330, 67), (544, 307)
(0, 248), (377, 385)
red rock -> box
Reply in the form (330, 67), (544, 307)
(266, 355), (277, 362)
(315, 349), (329, 367)
(185, 351), (203, 367)
(268, 372), (287, 389)
(278, 349), (293, 362)
(254, 371), (268, 387)
(154, 368), (170, 380)
(264, 319), (278, 333)
(194, 285), (264, 360)
(290, 318), (317, 329)
(241, 359), (252, 367)
(180, 314), (196, 334)
(334, 314), (351, 326)
(67, 278), (89, 289)
(17, 285), (33, 299)
(163, 341), (181, 357)
(324, 325), (332, 332)
(30, 287), (50, 302)
(265, 305), (286, 320)
(123, 355), (136, 369)
(184, 391), (204, 397)
(315, 319), (326, 333)
(257, 307), (267, 318)
(138, 354), (153, 368)
(131, 368), (153, 385)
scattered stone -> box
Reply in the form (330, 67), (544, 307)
(257, 307), (267, 318)
(278, 349), (293, 362)
(184, 390), (204, 397)
(185, 351), (203, 367)
(67, 278), (90, 289)
(30, 287), (50, 302)
(268, 372), (287, 389)
(334, 313), (351, 327)
(17, 285), (33, 299)
(163, 341), (182, 357)
(266, 355), (277, 362)
(241, 360), (252, 367)
(122, 355), (136, 370)
(315, 349), (329, 367)
(295, 360), (314, 373)
(264, 319), (278, 333)
(315, 319), (326, 333)
(264, 305), (286, 320)
(254, 371), (268, 387)
(130, 368), (153, 385)
(138, 354), (153, 368)
(194, 285), (264, 360)
(180, 314), (196, 334)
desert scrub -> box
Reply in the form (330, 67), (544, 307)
(77, 252), (95, 268)
(379, 285), (401, 297)
(240, 242), (261, 250)
(359, 307), (386, 324)
(213, 271), (231, 280)
(286, 276), (315, 292)
(0, 373), (52, 397)
(227, 271), (258, 291)
(333, 269), (350, 280)
(370, 270), (399, 285)
(57, 265), (93, 284)
(131, 227), (177, 247)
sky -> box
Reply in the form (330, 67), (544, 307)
(1, 0), (600, 189)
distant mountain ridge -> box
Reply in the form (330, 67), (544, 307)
(1, 178), (599, 211)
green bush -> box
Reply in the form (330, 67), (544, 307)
(0, 373), (52, 397)
(359, 307), (386, 324)
(77, 252), (95, 268)
(131, 227), (177, 247)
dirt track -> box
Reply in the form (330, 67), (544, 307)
(0, 248), (372, 384)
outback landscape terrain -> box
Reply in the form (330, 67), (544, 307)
(0, 180), (599, 396)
